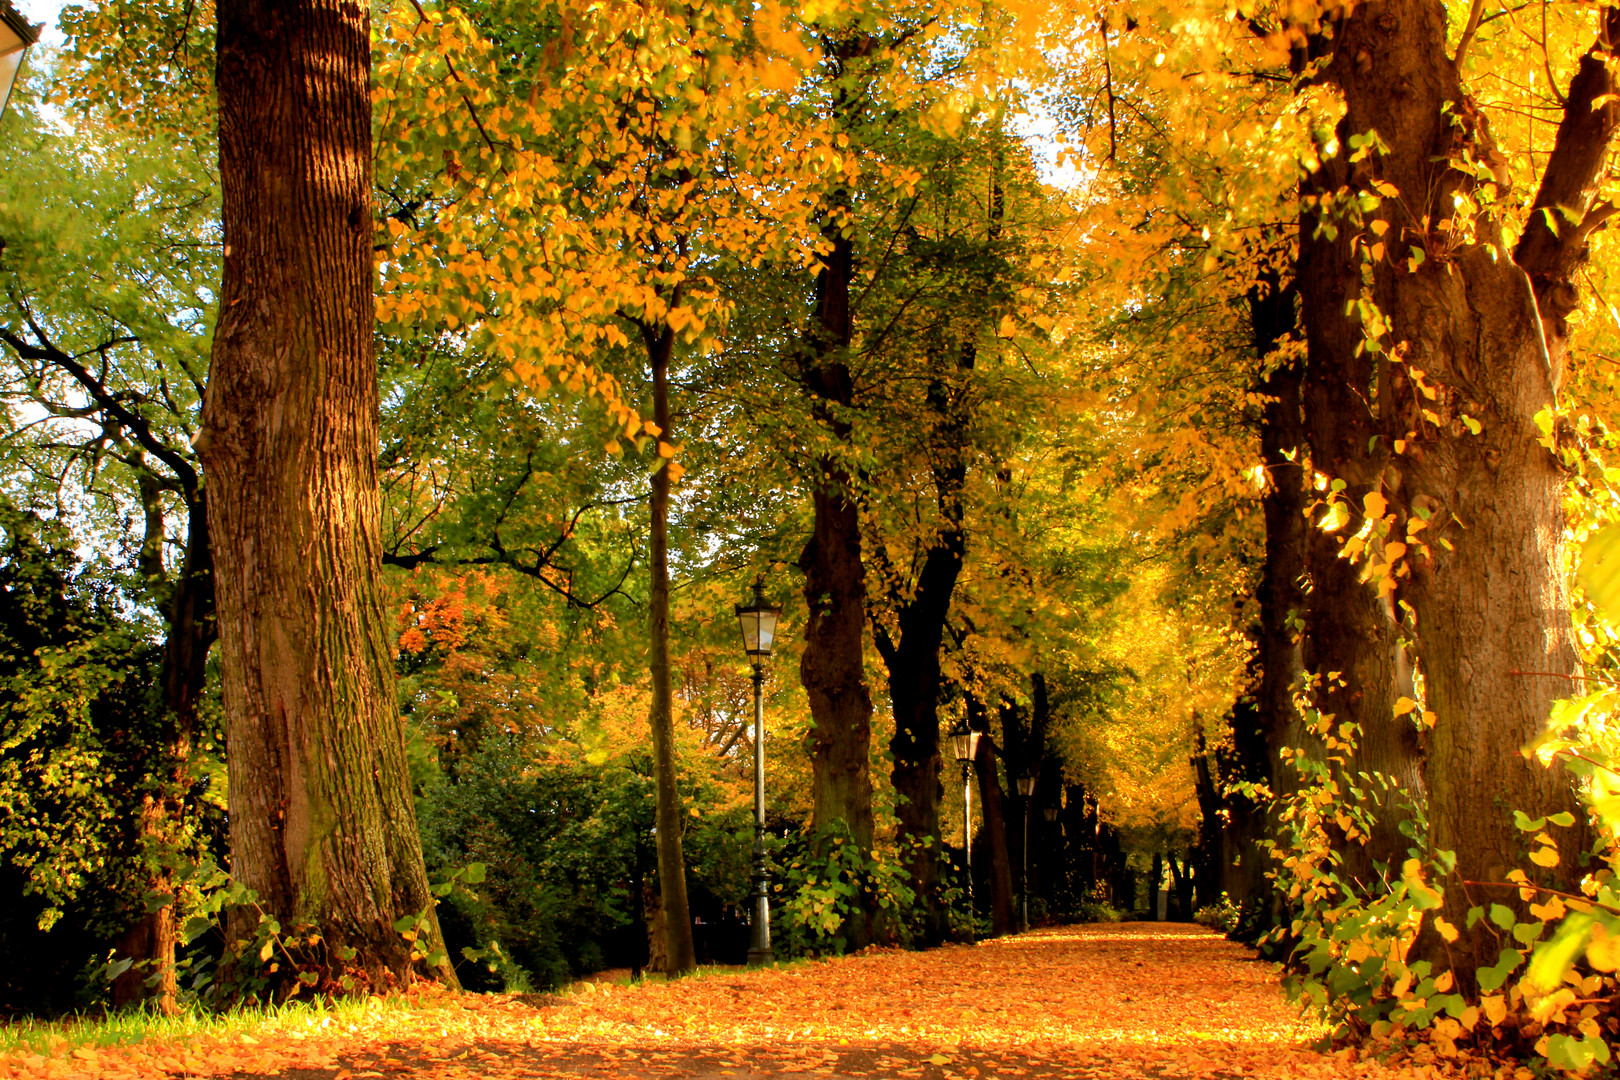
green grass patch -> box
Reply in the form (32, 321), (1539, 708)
(0, 993), (420, 1058)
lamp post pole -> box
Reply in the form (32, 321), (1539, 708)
(949, 722), (981, 944)
(747, 658), (772, 966)
(1016, 776), (1035, 933)
(736, 580), (781, 967)
(1021, 799), (1030, 931)
(961, 756), (974, 941)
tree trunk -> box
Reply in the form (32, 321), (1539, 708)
(796, 210), (879, 950)
(202, 0), (454, 991)
(1298, 0), (1616, 988)
(1190, 726), (1223, 912)
(966, 695), (1016, 937)
(998, 695), (1035, 925)
(645, 319), (698, 977)
(1302, 524), (1422, 883)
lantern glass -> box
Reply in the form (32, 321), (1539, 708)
(1016, 775), (1036, 798)
(1043, 807), (1059, 822)
(735, 582), (782, 658)
(950, 728), (980, 762)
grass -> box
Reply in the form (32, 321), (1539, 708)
(0, 991), (423, 1059)
(0, 958), (819, 1059)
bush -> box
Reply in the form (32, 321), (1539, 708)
(416, 732), (751, 989)
(1073, 899), (1126, 923)
(1193, 893), (1241, 933)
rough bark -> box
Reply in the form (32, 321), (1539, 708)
(877, 466), (967, 946)
(645, 318), (697, 976)
(1250, 279), (1311, 793)
(201, 0), (454, 990)
(1298, 0), (1617, 987)
(1303, 524), (1423, 884)
(796, 208), (879, 950)
(965, 694), (1016, 937)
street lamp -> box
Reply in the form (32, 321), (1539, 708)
(0, 5), (37, 124)
(949, 721), (982, 943)
(1016, 775), (1036, 932)
(735, 579), (781, 966)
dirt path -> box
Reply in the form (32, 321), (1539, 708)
(2, 925), (1473, 1079)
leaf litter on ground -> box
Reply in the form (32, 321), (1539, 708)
(0, 924), (1528, 1079)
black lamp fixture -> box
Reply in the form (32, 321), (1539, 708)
(736, 579), (782, 966)
(735, 579), (781, 658)
(0, 4), (37, 124)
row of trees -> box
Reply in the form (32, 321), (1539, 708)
(11, 0), (1620, 1061)
(3, 0), (1196, 1009)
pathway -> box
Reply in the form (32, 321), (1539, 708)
(2, 925), (1487, 1079)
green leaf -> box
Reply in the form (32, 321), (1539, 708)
(1489, 903), (1516, 930)
(1527, 913), (1595, 990)
(1513, 810), (1546, 832)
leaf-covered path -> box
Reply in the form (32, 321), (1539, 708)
(3, 925), (1480, 1079)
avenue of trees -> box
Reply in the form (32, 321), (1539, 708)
(7, 0), (1620, 1068)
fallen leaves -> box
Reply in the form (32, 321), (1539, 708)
(0, 924), (1526, 1079)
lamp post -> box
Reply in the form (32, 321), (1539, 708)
(736, 580), (781, 967)
(1016, 775), (1035, 932)
(0, 5), (37, 124)
(948, 721), (982, 943)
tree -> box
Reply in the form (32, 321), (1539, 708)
(0, 68), (222, 1009)
(1295, 0), (1617, 986)
(198, 0), (453, 989)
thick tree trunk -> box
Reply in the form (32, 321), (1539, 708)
(1302, 526), (1422, 883)
(1299, 0), (1616, 988)
(201, 0), (454, 990)
(1211, 279), (1308, 921)
(797, 219), (878, 951)
(645, 320), (697, 976)
(1250, 282), (1311, 794)
(965, 695), (1016, 937)
(879, 341), (976, 948)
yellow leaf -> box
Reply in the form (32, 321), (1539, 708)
(1483, 994), (1508, 1026)
(1530, 895), (1566, 921)
(1589, 923), (1620, 972)
(1435, 970), (1455, 993)
(1434, 915), (1459, 943)
(997, 315), (1017, 338)
(1530, 846), (1560, 868)
(1393, 696), (1418, 717)
(1364, 491), (1388, 518)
